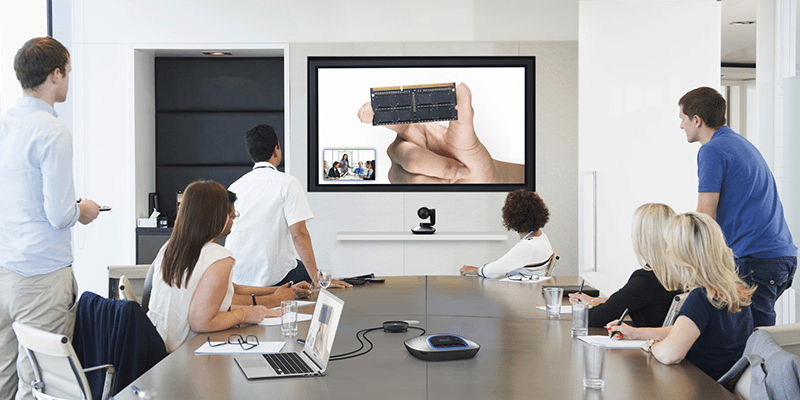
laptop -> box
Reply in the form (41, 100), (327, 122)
(234, 289), (345, 379)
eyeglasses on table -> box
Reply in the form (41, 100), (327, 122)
(207, 334), (259, 351)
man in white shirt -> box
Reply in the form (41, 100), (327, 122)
(0, 37), (100, 400)
(225, 125), (351, 289)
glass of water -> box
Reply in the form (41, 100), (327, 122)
(318, 269), (332, 289)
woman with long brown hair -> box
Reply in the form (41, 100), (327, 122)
(147, 180), (283, 352)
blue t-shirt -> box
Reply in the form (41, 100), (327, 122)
(677, 287), (753, 380)
(697, 126), (796, 258)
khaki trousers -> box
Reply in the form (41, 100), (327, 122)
(0, 266), (77, 400)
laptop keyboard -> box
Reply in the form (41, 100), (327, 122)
(262, 353), (314, 375)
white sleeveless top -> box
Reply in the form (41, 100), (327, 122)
(147, 241), (235, 352)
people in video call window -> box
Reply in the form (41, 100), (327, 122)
(147, 181), (285, 353)
(353, 161), (366, 178)
(328, 161), (341, 179)
(460, 190), (554, 278)
(569, 204), (684, 328)
(363, 160), (374, 180)
(323, 160), (330, 180)
(339, 154), (350, 172)
(608, 212), (754, 381)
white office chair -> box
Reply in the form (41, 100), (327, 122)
(12, 322), (115, 400)
(544, 252), (560, 277)
(731, 326), (800, 400)
(758, 322), (800, 349)
(118, 275), (137, 303)
(661, 292), (689, 327)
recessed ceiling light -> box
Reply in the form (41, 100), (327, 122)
(729, 21), (756, 25)
(202, 51), (232, 56)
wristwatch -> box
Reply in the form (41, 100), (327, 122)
(251, 294), (257, 306)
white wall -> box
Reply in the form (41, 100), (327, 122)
(69, 1), (580, 295)
(578, 1), (720, 294)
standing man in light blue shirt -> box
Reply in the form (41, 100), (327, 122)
(0, 37), (101, 400)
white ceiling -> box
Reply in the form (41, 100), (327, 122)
(721, 0), (757, 66)
(721, 0), (757, 82)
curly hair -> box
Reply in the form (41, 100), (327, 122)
(501, 190), (549, 233)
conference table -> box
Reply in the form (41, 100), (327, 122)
(116, 276), (738, 399)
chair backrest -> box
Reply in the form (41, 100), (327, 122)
(141, 263), (155, 313)
(733, 362), (753, 400)
(117, 276), (136, 303)
(12, 322), (94, 400)
(544, 253), (560, 277)
(758, 323), (800, 347)
(661, 292), (689, 327)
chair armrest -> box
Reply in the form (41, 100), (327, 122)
(83, 364), (116, 400)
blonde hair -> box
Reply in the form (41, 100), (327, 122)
(660, 212), (754, 313)
(631, 203), (675, 273)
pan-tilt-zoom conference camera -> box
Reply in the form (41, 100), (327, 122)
(411, 207), (436, 235)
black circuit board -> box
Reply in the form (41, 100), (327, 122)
(371, 82), (458, 125)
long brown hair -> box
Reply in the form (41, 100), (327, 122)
(161, 180), (229, 288)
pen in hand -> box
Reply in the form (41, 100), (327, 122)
(609, 308), (629, 339)
(578, 279), (585, 295)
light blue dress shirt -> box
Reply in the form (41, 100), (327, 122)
(0, 97), (80, 276)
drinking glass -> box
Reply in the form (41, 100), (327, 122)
(571, 301), (589, 336)
(542, 287), (564, 319)
(583, 342), (606, 389)
(319, 269), (332, 289)
(281, 300), (298, 336)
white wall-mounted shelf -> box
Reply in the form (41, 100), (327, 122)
(336, 231), (508, 241)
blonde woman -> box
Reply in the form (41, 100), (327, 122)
(570, 204), (683, 327)
(609, 212), (755, 380)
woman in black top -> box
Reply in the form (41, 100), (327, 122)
(570, 203), (683, 327)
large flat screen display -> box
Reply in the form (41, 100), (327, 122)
(308, 56), (535, 192)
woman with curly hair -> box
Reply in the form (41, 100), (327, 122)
(460, 190), (554, 278)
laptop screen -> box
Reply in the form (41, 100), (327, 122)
(303, 289), (345, 366)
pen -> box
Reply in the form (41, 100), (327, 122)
(578, 279), (585, 295)
(609, 308), (629, 339)
(297, 338), (305, 345)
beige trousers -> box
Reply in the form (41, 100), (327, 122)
(0, 266), (77, 400)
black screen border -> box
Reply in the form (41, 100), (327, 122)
(307, 56), (535, 193)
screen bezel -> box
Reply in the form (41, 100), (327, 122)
(307, 56), (535, 192)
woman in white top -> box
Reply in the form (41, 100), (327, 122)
(147, 180), (283, 352)
(460, 190), (554, 278)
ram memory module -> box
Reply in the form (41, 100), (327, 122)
(370, 82), (458, 125)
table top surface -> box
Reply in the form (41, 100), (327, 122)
(115, 276), (737, 400)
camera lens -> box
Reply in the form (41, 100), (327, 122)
(418, 207), (429, 219)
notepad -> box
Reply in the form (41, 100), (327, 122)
(258, 313), (313, 327)
(535, 305), (572, 314)
(577, 335), (648, 349)
(195, 341), (285, 355)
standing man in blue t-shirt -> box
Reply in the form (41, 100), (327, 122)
(678, 86), (797, 327)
